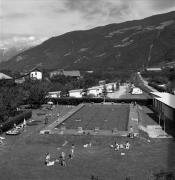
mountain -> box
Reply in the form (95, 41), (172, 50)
(0, 11), (175, 72)
(0, 36), (48, 63)
(0, 46), (29, 62)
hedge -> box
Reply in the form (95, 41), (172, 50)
(46, 97), (153, 106)
(0, 110), (32, 133)
(148, 82), (166, 92)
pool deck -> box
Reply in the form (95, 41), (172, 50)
(40, 104), (84, 134)
(40, 103), (139, 137)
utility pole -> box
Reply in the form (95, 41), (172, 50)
(163, 114), (166, 135)
(158, 112), (161, 125)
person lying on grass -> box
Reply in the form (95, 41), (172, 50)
(45, 153), (60, 166)
(110, 142), (130, 151)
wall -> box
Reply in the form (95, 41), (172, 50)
(153, 98), (175, 121)
(69, 91), (82, 98)
(30, 71), (42, 80)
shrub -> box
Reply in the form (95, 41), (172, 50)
(45, 97), (152, 106)
(0, 110), (32, 133)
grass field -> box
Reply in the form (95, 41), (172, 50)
(0, 105), (175, 180)
(1, 133), (175, 180)
(58, 104), (129, 131)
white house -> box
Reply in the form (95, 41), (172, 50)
(69, 89), (83, 98)
(30, 68), (42, 80)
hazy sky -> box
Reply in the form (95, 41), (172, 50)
(1, 0), (175, 44)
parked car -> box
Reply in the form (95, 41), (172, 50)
(26, 119), (39, 126)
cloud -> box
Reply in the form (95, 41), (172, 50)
(149, 0), (175, 11)
(0, 34), (48, 48)
(1, 0), (175, 40)
(2, 13), (30, 19)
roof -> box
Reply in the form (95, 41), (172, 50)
(69, 89), (83, 93)
(48, 91), (61, 94)
(30, 67), (42, 72)
(0, 73), (13, 80)
(151, 92), (175, 109)
(15, 73), (29, 79)
(50, 69), (80, 77)
(63, 71), (80, 77)
(146, 67), (162, 71)
(88, 85), (103, 90)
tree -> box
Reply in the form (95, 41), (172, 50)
(81, 85), (89, 97)
(27, 81), (49, 107)
(102, 85), (107, 102)
(0, 86), (24, 122)
(60, 87), (69, 97)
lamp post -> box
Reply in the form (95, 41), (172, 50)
(158, 113), (161, 126)
(163, 114), (166, 135)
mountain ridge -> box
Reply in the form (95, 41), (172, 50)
(0, 11), (175, 72)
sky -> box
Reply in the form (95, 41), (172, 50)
(0, 0), (175, 46)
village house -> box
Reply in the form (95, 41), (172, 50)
(0, 72), (13, 80)
(50, 69), (80, 79)
(30, 68), (42, 80)
(14, 68), (43, 84)
(15, 74), (28, 84)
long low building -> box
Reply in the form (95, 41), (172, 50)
(69, 89), (83, 98)
(69, 82), (118, 98)
(151, 92), (175, 121)
(46, 91), (61, 98)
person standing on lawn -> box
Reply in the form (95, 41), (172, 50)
(44, 116), (48, 125)
(71, 144), (75, 157)
(125, 141), (130, 150)
(60, 152), (66, 166)
(45, 153), (51, 165)
(23, 118), (27, 127)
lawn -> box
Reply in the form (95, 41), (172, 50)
(59, 104), (129, 131)
(0, 133), (175, 180)
(0, 105), (174, 180)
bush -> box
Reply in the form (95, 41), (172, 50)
(45, 97), (152, 106)
(148, 82), (166, 92)
(0, 110), (32, 133)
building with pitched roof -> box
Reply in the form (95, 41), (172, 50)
(69, 89), (83, 98)
(30, 68), (42, 80)
(0, 72), (13, 80)
(50, 69), (80, 79)
(151, 92), (175, 121)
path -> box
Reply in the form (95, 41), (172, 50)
(138, 105), (172, 138)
